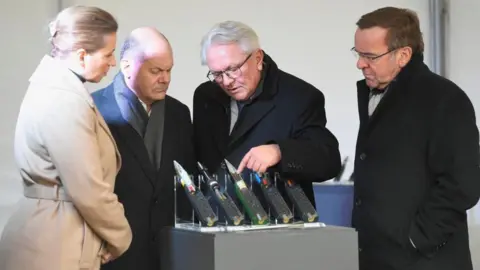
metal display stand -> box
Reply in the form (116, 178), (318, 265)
(161, 225), (358, 270)
(168, 162), (359, 269)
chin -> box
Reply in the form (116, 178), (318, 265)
(88, 75), (105, 84)
(154, 93), (167, 101)
(230, 91), (249, 101)
(365, 80), (378, 89)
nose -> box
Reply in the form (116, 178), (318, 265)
(356, 57), (368, 70)
(110, 56), (117, 67)
(221, 73), (234, 86)
(157, 71), (170, 83)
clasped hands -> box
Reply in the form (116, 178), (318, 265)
(100, 245), (119, 265)
(237, 144), (281, 173)
(101, 250), (114, 264)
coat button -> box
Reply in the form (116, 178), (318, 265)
(359, 153), (367, 160)
(355, 198), (362, 207)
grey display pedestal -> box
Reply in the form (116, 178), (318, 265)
(161, 224), (358, 270)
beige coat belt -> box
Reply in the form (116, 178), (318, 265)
(23, 184), (97, 269)
(24, 184), (72, 201)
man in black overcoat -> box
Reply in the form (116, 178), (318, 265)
(352, 7), (480, 270)
(92, 27), (196, 270)
(193, 20), (341, 211)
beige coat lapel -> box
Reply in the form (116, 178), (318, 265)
(30, 55), (121, 169)
(94, 106), (122, 171)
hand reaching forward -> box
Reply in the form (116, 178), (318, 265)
(237, 144), (281, 173)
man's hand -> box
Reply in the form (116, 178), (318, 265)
(237, 144), (281, 173)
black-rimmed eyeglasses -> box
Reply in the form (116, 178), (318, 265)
(351, 47), (397, 62)
(207, 53), (252, 82)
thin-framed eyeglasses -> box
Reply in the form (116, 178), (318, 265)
(351, 47), (397, 63)
(206, 53), (252, 83)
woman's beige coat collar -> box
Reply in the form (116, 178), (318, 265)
(29, 55), (94, 108)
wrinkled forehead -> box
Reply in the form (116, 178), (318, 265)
(140, 46), (174, 69)
(206, 43), (246, 72)
(354, 27), (389, 53)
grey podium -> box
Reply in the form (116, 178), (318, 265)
(161, 224), (359, 270)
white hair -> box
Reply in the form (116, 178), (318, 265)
(200, 21), (260, 65)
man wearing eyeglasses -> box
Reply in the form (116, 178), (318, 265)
(192, 20), (341, 217)
(351, 7), (480, 270)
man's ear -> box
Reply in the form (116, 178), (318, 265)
(397, 46), (412, 68)
(255, 49), (264, 71)
(120, 59), (131, 78)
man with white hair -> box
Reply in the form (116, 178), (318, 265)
(193, 21), (341, 216)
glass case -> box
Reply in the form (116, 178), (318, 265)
(172, 160), (325, 233)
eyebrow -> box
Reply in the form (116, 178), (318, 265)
(211, 62), (241, 73)
(354, 47), (384, 57)
(354, 48), (370, 55)
(361, 52), (377, 56)
(149, 64), (172, 71)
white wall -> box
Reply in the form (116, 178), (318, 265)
(78, 0), (431, 181)
(448, 1), (480, 266)
(0, 0), (58, 229)
(0, 0), (477, 266)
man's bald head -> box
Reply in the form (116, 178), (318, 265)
(120, 27), (174, 105)
(120, 27), (172, 61)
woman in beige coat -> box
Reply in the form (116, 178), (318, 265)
(0, 6), (132, 270)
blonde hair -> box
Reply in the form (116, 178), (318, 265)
(49, 6), (118, 58)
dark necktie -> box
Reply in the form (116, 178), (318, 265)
(237, 101), (246, 113)
(370, 88), (385, 95)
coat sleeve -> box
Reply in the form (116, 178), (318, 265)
(176, 104), (199, 220)
(39, 92), (132, 257)
(182, 103), (198, 175)
(192, 86), (206, 168)
(409, 89), (480, 255)
(275, 90), (341, 181)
